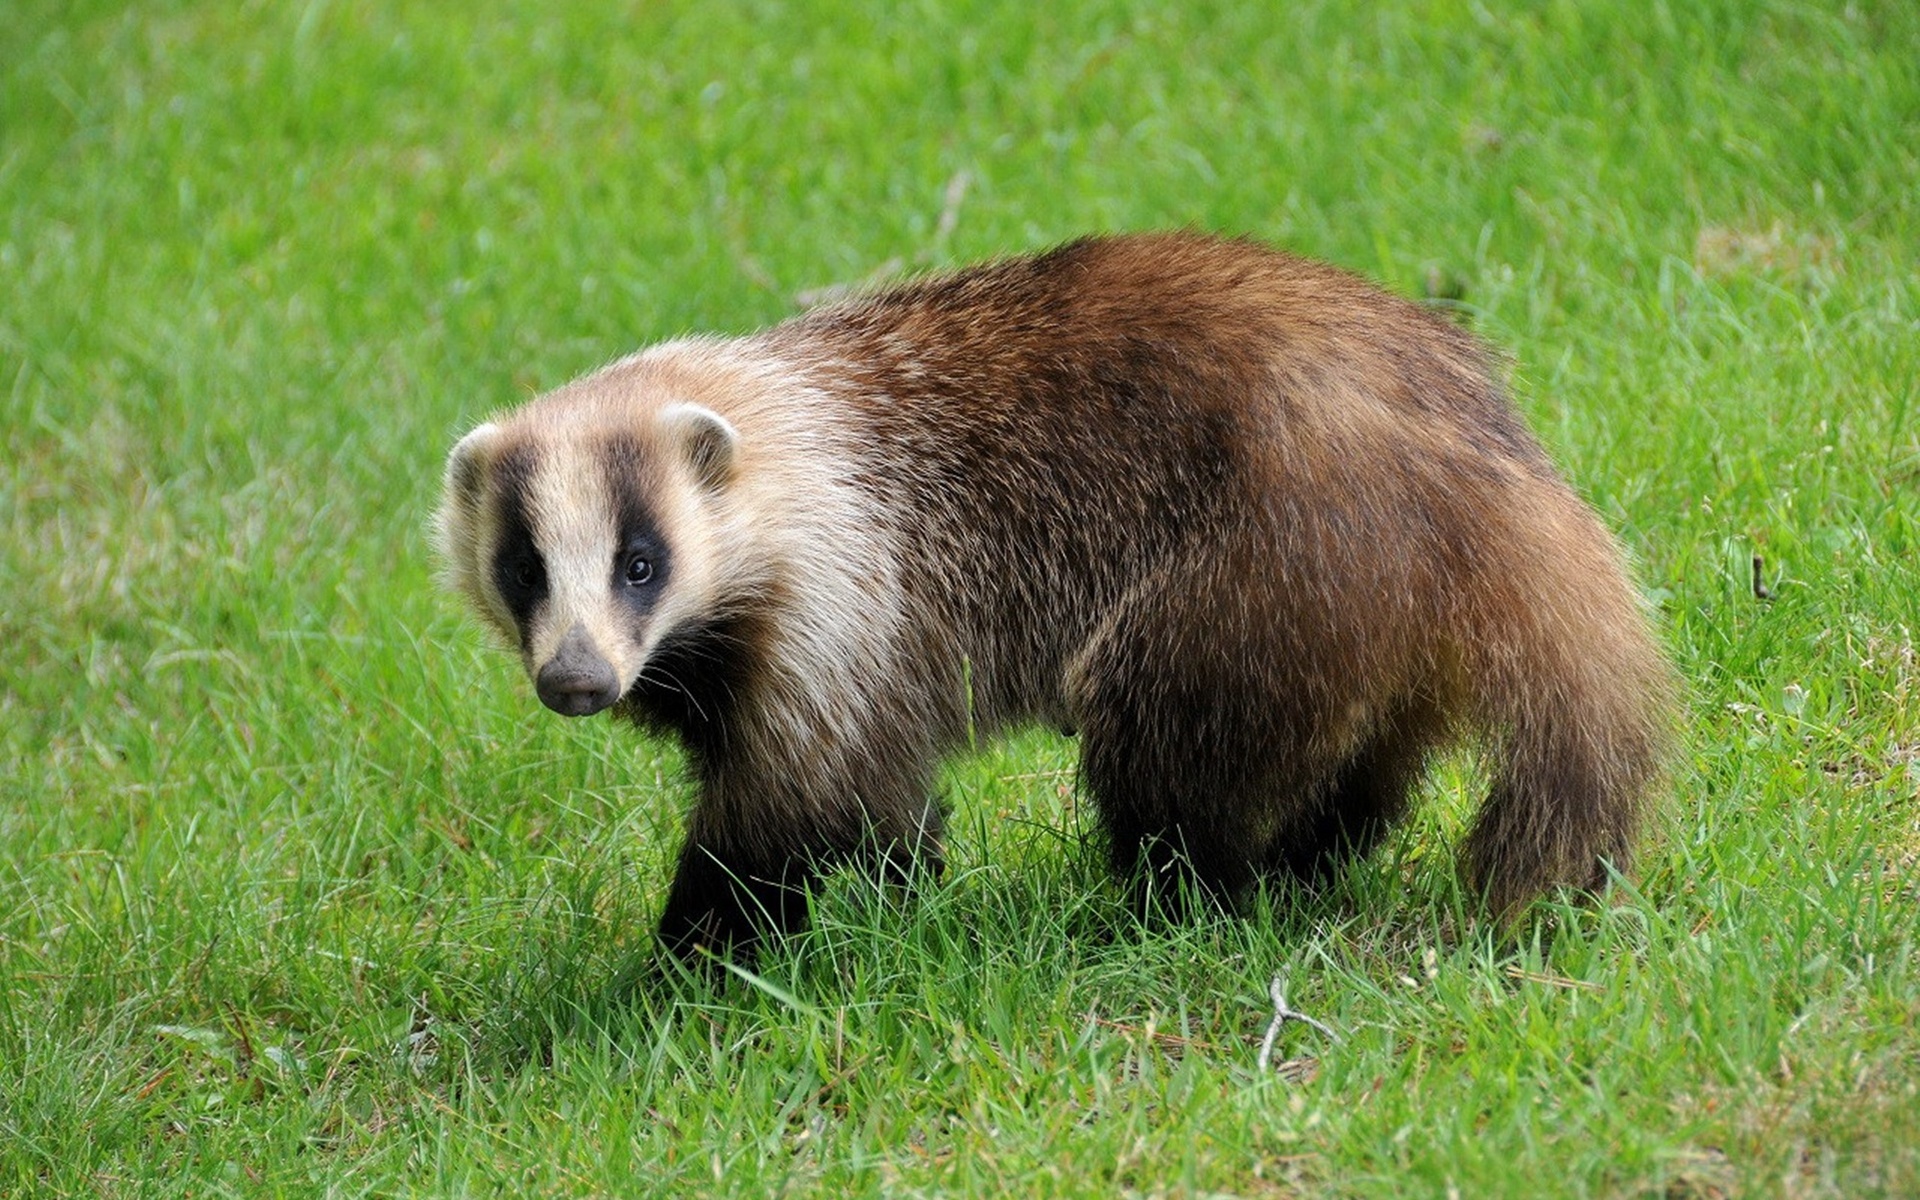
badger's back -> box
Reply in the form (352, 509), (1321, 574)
(755, 233), (1596, 738)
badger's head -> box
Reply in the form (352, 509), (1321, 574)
(434, 389), (741, 717)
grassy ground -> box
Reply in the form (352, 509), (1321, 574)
(4, 0), (1917, 1195)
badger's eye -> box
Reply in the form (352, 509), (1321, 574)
(624, 554), (654, 586)
(514, 556), (545, 590)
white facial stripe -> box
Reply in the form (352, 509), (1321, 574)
(521, 449), (629, 676)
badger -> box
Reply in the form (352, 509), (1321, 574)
(435, 232), (1673, 959)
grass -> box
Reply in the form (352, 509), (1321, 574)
(3, 0), (1917, 1195)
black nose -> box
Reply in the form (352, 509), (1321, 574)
(535, 629), (621, 717)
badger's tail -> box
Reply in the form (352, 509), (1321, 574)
(1462, 497), (1676, 916)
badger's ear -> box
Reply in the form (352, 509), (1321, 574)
(660, 403), (738, 490)
(444, 422), (502, 501)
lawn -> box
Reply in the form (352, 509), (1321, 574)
(3, 0), (1917, 1195)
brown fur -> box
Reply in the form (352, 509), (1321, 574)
(436, 232), (1674, 958)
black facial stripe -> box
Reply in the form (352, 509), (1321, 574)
(489, 443), (547, 648)
(601, 433), (673, 613)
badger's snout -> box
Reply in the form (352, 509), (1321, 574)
(536, 626), (622, 717)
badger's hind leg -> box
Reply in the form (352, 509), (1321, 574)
(1068, 580), (1346, 913)
(1266, 696), (1447, 888)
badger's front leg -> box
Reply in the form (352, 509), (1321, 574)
(655, 833), (815, 960)
(655, 761), (945, 961)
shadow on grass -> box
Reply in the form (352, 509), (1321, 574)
(451, 825), (1593, 1075)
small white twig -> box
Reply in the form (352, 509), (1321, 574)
(933, 169), (972, 246)
(1258, 972), (1342, 1073)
